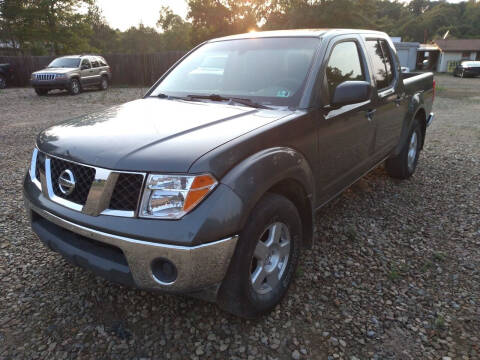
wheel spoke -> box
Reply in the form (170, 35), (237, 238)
(268, 223), (282, 245)
(254, 240), (269, 261)
(251, 266), (267, 290)
(266, 266), (280, 287)
(278, 240), (290, 258)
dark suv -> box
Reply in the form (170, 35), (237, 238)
(30, 55), (111, 96)
(0, 63), (14, 89)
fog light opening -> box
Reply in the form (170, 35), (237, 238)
(151, 258), (178, 285)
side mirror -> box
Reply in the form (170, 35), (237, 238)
(331, 81), (371, 107)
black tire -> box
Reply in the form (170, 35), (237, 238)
(386, 118), (423, 179)
(0, 75), (6, 89)
(35, 88), (48, 96)
(99, 76), (109, 91)
(217, 193), (302, 318)
(68, 78), (81, 95)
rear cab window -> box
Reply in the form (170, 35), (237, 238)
(364, 39), (396, 91)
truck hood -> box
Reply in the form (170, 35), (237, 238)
(33, 67), (76, 74)
(37, 98), (292, 173)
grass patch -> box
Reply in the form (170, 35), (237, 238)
(432, 251), (446, 262)
(387, 263), (408, 282)
(421, 261), (433, 273)
(345, 225), (357, 241)
(434, 316), (446, 330)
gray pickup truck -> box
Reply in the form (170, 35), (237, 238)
(23, 29), (434, 318)
(30, 55), (111, 96)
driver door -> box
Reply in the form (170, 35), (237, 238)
(314, 36), (376, 204)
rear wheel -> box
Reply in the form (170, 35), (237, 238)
(68, 78), (81, 95)
(217, 193), (302, 318)
(99, 76), (109, 91)
(0, 75), (6, 89)
(35, 88), (48, 96)
(386, 118), (423, 179)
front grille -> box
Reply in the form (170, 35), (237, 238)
(35, 152), (45, 182)
(33, 151), (145, 215)
(36, 74), (56, 81)
(50, 157), (96, 205)
(109, 173), (144, 211)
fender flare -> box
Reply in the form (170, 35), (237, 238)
(392, 93), (426, 156)
(221, 147), (315, 245)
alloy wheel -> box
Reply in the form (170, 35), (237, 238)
(407, 131), (418, 171)
(250, 222), (291, 295)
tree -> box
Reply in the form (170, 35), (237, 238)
(157, 6), (192, 50)
(85, 4), (120, 54)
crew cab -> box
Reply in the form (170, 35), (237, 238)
(30, 55), (111, 95)
(23, 29), (435, 318)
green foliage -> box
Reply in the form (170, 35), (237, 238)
(2, 0), (480, 55)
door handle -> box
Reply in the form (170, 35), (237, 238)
(365, 109), (376, 121)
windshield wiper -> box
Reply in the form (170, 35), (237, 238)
(156, 93), (197, 101)
(187, 94), (271, 109)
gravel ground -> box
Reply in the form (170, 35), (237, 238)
(0, 75), (479, 360)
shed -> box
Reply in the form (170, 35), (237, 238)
(434, 39), (480, 72)
(393, 41), (420, 71)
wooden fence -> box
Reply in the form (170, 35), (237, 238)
(0, 51), (187, 87)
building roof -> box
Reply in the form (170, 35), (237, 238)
(418, 44), (440, 51)
(434, 39), (480, 52)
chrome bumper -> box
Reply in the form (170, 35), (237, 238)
(426, 112), (435, 128)
(25, 199), (238, 292)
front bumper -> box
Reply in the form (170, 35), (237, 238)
(25, 198), (238, 293)
(426, 112), (435, 128)
(31, 78), (69, 89)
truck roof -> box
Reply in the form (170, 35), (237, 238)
(210, 29), (389, 42)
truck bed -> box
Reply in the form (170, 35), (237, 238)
(402, 71), (434, 95)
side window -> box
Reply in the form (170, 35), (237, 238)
(81, 59), (91, 69)
(379, 40), (395, 85)
(326, 41), (365, 98)
(365, 39), (395, 90)
(90, 58), (99, 68)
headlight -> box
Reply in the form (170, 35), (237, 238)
(56, 74), (67, 78)
(139, 174), (218, 219)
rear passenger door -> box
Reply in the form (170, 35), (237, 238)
(80, 58), (94, 86)
(89, 57), (102, 85)
(315, 36), (376, 203)
(363, 38), (407, 157)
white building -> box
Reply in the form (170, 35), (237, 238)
(434, 39), (480, 72)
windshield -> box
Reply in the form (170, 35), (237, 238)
(150, 37), (320, 107)
(48, 58), (80, 68)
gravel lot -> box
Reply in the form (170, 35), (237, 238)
(1, 75), (479, 360)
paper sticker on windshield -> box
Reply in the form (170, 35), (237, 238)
(276, 89), (290, 98)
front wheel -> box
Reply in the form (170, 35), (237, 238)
(386, 118), (423, 179)
(217, 193), (302, 318)
(68, 78), (81, 95)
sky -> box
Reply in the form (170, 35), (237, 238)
(96, 0), (468, 32)
(96, 0), (189, 31)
